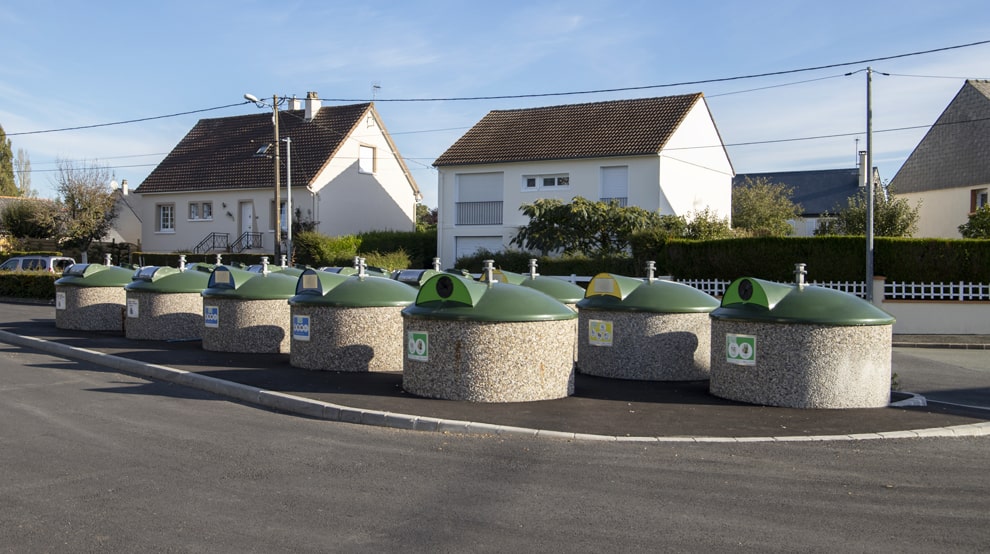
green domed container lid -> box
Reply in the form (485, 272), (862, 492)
(402, 273), (576, 322)
(55, 264), (135, 287)
(479, 268), (526, 285)
(291, 274), (417, 307)
(290, 268), (350, 298)
(518, 276), (586, 304)
(710, 277), (895, 325)
(125, 263), (215, 293)
(577, 273), (719, 313)
(392, 268), (443, 288)
(202, 265), (298, 299)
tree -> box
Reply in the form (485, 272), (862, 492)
(51, 158), (119, 255)
(14, 148), (34, 197)
(815, 185), (920, 237)
(0, 198), (58, 238)
(511, 197), (663, 257)
(959, 205), (990, 238)
(415, 203), (437, 232)
(731, 176), (802, 236)
(0, 123), (16, 196)
(684, 207), (733, 240)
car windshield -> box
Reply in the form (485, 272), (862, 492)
(0, 260), (17, 270)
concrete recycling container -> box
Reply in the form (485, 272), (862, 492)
(708, 277), (896, 409)
(54, 263), (134, 331)
(576, 273), (719, 381)
(401, 273), (578, 402)
(200, 265), (298, 354)
(289, 269), (417, 372)
(123, 263), (214, 341)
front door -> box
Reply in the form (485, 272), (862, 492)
(239, 201), (255, 248)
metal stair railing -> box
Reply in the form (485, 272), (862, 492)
(193, 232), (229, 254)
(230, 232), (263, 252)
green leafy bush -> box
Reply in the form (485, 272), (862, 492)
(0, 272), (57, 299)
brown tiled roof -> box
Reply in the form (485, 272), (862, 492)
(433, 94), (703, 167)
(135, 103), (377, 194)
(889, 80), (990, 194)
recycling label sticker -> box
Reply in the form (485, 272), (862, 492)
(292, 315), (311, 341)
(55, 292), (66, 310)
(407, 331), (429, 361)
(726, 334), (756, 365)
(203, 305), (219, 328)
(126, 298), (140, 318)
(588, 319), (613, 347)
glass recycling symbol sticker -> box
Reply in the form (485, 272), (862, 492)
(726, 334), (756, 365)
(407, 331), (429, 361)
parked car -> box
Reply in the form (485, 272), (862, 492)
(0, 256), (76, 273)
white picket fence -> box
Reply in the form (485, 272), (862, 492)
(555, 275), (990, 302)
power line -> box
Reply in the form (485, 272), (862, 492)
(10, 39), (990, 137)
(8, 102), (251, 136)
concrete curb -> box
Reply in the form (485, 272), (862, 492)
(3, 329), (989, 443)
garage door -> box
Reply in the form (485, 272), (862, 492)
(455, 236), (505, 259)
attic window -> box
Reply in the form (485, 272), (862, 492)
(522, 174), (569, 191)
(254, 143), (273, 158)
(359, 145), (376, 174)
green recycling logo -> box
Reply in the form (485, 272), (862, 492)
(726, 334), (756, 366)
(407, 331), (429, 361)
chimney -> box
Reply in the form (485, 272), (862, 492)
(286, 95), (302, 110)
(304, 91), (321, 122)
(121, 179), (129, 195)
(858, 151), (867, 188)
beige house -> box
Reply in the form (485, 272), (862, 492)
(889, 80), (990, 238)
(134, 93), (421, 254)
(433, 94), (734, 265)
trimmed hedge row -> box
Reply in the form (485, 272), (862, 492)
(0, 272), (57, 299)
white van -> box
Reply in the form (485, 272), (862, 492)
(0, 256), (76, 273)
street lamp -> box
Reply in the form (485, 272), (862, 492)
(282, 136), (292, 263)
(244, 93), (282, 261)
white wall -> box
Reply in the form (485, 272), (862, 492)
(899, 187), (973, 238)
(138, 189), (275, 253)
(658, 99), (734, 219)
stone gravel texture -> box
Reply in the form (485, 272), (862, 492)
(290, 306), (405, 372)
(709, 320), (892, 409)
(576, 310), (711, 381)
(402, 318), (578, 403)
(124, 291), (204, 341)
(201, 298), (291, 354)
(54, 285), (125, 332)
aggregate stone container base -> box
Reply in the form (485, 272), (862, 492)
(201, 298), (291, 354)
(709, 320), (892, 409)
(125, 291), (204, 341)
(290, 306), (405, 372)
(54, 285), (125, 332)
(577, 311), (711, 381)
(402, 319), (577, 402)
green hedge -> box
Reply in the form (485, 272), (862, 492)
(630, 236), (990, 282)
(129, 252), (263, 267)
(454, 250), (637, 278)
(0, 272), (57, 299)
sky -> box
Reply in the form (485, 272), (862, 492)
(2, 1), (988, 208)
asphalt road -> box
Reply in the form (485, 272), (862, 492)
(2, 343), (988, 553)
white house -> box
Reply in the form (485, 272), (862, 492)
(134, 92), (421, 254)
(432, 94), (733, 264)
(889, 80), (990, 238)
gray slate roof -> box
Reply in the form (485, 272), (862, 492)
(733, 169), (864, 217)
(433, 94), (704, 167)
(889, 80), (990, 194)
(135, 103), (419, 197)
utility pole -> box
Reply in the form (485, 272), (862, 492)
(865, 68), (874, 302)
(272, 94), (282, 262)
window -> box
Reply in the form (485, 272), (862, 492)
(270, 200), (288, 233)
(521, 174), (569, 191)
(973, 188), (989, 212)
(187, 202), (213, 221)
(359, 145), (375, 174)
(600, 166), (629, 205)
(157, 204), (175, 232)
